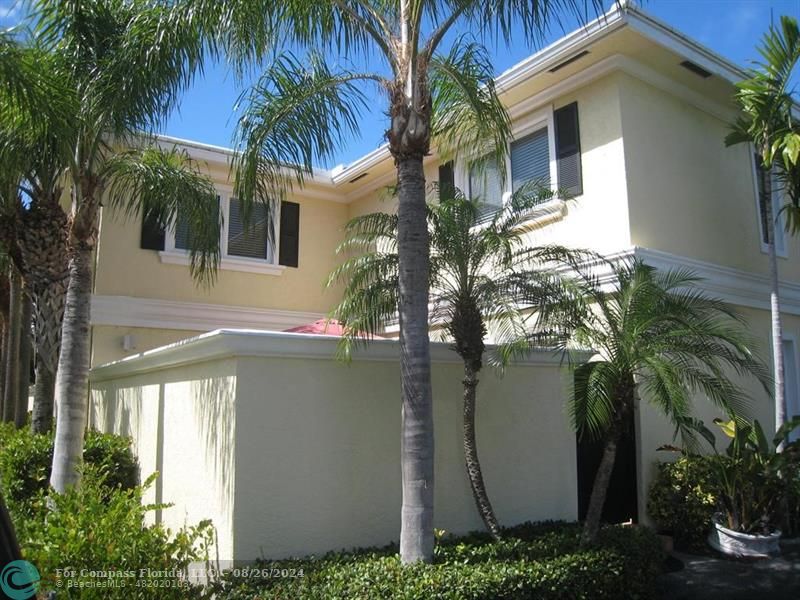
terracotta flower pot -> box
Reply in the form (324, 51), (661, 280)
(707, 515), (781, 558)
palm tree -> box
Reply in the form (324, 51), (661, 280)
(211, 0), (603, 563)
(535, 256), (770, 546)
(726, 16), (800, 450)
(329, 185), (578, 539)
(0, 1), (223, 492)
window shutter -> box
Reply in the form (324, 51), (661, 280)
(140, 210), (165, 251)
(438, 161), (455, 199)
(554, 102), (582, 197)
(511, 127), (550, 192)
(279, 201), (300, 268)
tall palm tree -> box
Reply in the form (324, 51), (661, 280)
(534, 256), (770, 546)
(726, 16), (800, 450)
(0, 1), (223, 491)
(0, 36), (70, 432)
(329, 185), (578, 539)
(211, 0), (603, 563)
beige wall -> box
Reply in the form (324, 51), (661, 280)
(619, 72), (798, 278)
(94, 194), (349, 313)
(90, 331), (578, 561)
(91, 325), (204, 366)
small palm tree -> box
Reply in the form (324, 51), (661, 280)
(329, 186), (577, 538)
(726, 16), (800, 448)
(535, 256), (771, 546)
(0, 1), (224, 491)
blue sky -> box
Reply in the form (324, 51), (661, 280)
(1, 0), (799, 167)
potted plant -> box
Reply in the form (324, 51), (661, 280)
(705, 417), (800, 558)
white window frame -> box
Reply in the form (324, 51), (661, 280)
(782, 333), (800, 443)
(750, 149), (787, 259)
(159, 185), (285, 276)
(455, 105), (559, 208)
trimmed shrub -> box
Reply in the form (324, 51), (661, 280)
(211, 522), (664, 600)
(647, 456), (717, 550)
(16, 474), (213, 599)
(0, 427), (138, 510)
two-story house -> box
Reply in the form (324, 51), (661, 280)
(88, 2), (800, 541)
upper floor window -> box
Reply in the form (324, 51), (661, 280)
(459, 103), (581, 220)
(227, 198), (271, 260)
(141, 190), (300, 274)
(753, 154), (787, 257)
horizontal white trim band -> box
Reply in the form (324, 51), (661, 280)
(91, 295), (324, 332)
(89, 329), (570, 381)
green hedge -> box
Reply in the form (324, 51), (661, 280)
(646, 456), (717, 550)
(211, 522), (664, 600)
(0, 426), (138, 509)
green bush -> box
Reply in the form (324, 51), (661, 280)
(16, 474), (213, 599)
(211, 522), (664, 600)
(0, 427), (138, 510)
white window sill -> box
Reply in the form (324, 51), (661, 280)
(159, 251), (287, 276)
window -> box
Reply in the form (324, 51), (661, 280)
(458, 104), (582, 221)
(511, 127), (551, 192)
(227, 198), (270, 260)
(157, 191), (300, 274)
(468, 156), (504, 219)
(754, 154), (786, 256)
(783, 338), (800, 444)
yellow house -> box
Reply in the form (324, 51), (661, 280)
(93, 2), (800, 403)
(87, 3), (800, 558)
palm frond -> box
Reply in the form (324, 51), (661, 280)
(233, 51), (383, 211)
(104, 145), (221, 284)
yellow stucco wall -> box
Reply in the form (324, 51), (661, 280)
(94, 193), (349, 312)
(618, 72), (798, 277)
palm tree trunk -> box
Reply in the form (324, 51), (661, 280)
(396, 155), (435, 564)
(30, 281), (67, 434)
(581, 427), (621, 547)
(0, 323), (5, 420)
(50, 244), (93, 492)
(14, 291), (32, 428)
(463, 364), (501, 539)
(32, 362), (55, 434)
(3, 269), (21, 424)
(767, 208), (786, 451)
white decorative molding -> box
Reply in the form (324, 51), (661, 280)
(632, 247), (800, 316)
(91, 295), (324, 332)
(158, 252), (287, 276)
(90, 329), (571, 381)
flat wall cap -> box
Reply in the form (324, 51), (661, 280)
(90, 329), (577, 382)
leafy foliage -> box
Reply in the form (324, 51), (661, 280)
(15, 474), (213, 599)
(705, 416), (800, 534)
(210, 522), (663, 600)
(647, 456), (718, 551)
(726, 16), (800, 232)
(328, 185), (580, 360)
(0, 427), (138, 513)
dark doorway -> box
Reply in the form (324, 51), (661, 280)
(576, 414), (638, 524)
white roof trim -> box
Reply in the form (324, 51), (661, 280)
(155, 4), (749, 191)
(89, 328), (569, 381)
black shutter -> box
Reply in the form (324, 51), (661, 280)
(140, 210), (165, 251)
(278, 201), (300, 268)
(438, 161), (455, 199)
(554, 102), (582, 197)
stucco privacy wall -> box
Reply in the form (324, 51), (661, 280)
(89, 330), (578, 561)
